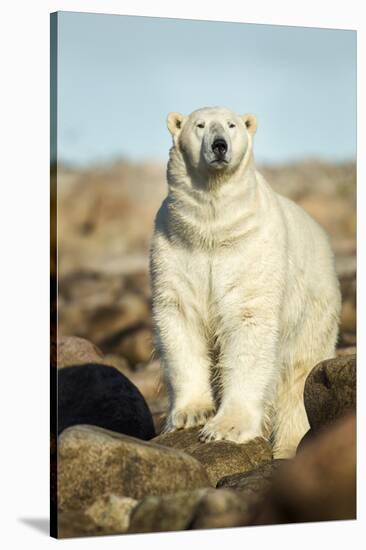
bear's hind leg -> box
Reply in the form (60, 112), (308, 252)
(272, 366), (310, 458)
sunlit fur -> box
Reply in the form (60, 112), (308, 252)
(150, 107), (341, 458)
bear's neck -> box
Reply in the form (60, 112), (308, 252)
(165, 149), (261, 251)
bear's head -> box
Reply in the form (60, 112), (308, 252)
(167, 107), (257, 178)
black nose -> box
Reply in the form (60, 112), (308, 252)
(212, 138), (228, 158)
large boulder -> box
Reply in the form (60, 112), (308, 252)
(304, 355), (356, 431)
(256, 414), (356, 524)
(58, 425), (211, 511)
(58, 363), (156, 439)
(153, 428), (272, 485)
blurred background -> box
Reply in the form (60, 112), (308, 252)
(56, 12), (356, 428)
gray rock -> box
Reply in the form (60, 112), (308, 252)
(57, 336), (107, 369)
(58, 425), (211, 511)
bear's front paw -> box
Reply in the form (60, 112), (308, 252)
(199, 410), (262, 444)
(164, 400), (216, 432)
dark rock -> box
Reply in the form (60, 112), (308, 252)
(58, 363), (155, 440)
(304, 355), (356, 431)
(153, 428), (272, 485)
(58, 425), (211, 511)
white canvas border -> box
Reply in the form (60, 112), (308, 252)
(0, 1), (364, 548)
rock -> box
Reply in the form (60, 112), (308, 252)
(217, 459), (286, 493)
(191, 438), (272, 486)
(304, 355), (356, 431)
(190, 461), (287, 530)
(128, 490), (208, 533)
(57, 363), (156, 439)
(57, 336), (106, 369)
(296, 429), (315, 452)
(58, 425), (211, 511)
(255, 414), (356, 524)
(153, 427), (203, 452)
(128, 486), (263, 533)
(190, 488), (255, 530)
(153, 428), (272, 485)
(58, 494), (138, 538)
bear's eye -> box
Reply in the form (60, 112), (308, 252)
(228, 122), (236, 128)
(196, 122), (205, 128)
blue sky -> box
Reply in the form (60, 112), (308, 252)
(56, 12), (356, 166)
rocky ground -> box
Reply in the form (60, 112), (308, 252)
(54, 159), (356, 537)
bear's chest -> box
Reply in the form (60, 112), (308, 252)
(171, 241), (262, 317)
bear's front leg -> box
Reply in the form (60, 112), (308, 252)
(154, 304), (216, 432)
(199, 294), (280, 444)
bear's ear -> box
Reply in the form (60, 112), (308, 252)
(167, 112), (186, 136)
(242, 113), (257, 135)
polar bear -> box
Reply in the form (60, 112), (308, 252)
(149, 106), (341, 458)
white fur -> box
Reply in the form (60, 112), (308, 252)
(150, 107), (341, 458)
